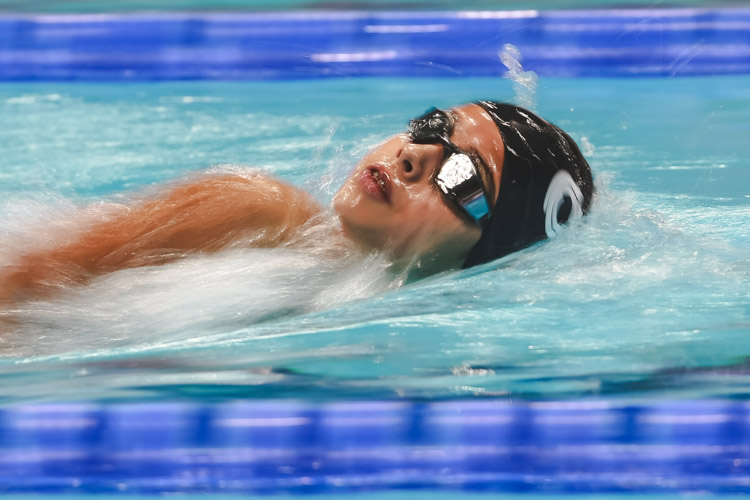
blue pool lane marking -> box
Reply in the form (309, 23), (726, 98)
(0, 400), (749, 494)
(1, 8), (750, 80)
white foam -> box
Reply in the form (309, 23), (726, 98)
(5, 245), (396, 357)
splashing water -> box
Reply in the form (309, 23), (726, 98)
(499, 44), (539, 110)
(0, 167), (405, 358)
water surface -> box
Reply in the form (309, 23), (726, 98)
(0, 76), (748, 403)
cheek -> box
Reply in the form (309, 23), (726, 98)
(389, 191), (469, 252)
(404, 189), (483, 249)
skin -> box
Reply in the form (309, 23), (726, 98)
(0, 103), (504, 305)
(0, 173), (321, 304)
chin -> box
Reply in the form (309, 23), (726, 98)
(331, 174), (362, 212)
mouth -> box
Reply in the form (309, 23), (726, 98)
(360, 165), (391, 204)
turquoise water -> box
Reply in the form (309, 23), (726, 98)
(0, 76), (748, 403)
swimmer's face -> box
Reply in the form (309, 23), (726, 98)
(333, 104), (504, 270)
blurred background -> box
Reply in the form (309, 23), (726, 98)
(1, 0), (749, 12)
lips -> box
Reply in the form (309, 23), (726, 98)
(360, 165), (391, 204)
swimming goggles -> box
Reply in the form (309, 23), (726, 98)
(408, 108), (492, 228)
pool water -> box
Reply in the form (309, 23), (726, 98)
(0, 75), (748, 403)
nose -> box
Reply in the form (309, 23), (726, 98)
(397, 143), (444, 184)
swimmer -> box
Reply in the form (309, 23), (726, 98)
(0, 101), (593, 305)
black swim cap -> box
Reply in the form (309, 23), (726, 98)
(462, 101), (594, 268)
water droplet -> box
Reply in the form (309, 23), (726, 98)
(499, 44), (538, 110)
(581, 137), (596, 157)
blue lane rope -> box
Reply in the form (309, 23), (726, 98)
(1, 8), (750, 80)
(0, 400), (748, 494)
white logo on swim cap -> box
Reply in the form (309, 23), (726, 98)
(543, 170), (583, 238)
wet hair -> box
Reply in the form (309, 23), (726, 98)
(463, 101), (594, 268)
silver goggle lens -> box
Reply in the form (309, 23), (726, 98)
(434, 153), (490, 226)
